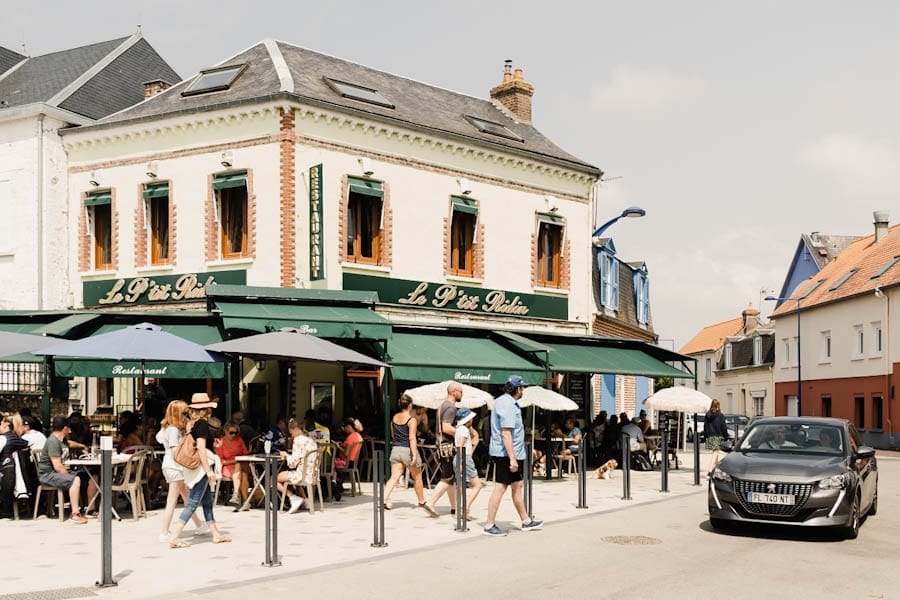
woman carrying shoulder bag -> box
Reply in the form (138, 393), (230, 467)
(156, 399), (205, 542)
(704, 399), (730, 471)
(168, 393), (230, 548)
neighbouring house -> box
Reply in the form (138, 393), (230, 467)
(768, 211), (898, 449)
(0, 32), (179, 311)
(591, 238), (657, 419)
(680, 305), (774, 416)
(776, 231), (859, 304)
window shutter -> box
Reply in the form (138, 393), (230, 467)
(84, 191), (111, 207)
(212, 172), (247, 190)
(610, 259), (619, 310)
(598, 252), (608, 306)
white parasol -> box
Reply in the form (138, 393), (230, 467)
(642, 386), (712, 413)
(517, 386), (578, 411)
(402, 381), (491, 410)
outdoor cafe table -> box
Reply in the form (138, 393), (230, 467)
(66, 454), (129, 520)
(533, 437), (573, 478)
(236, 454), (284, 510)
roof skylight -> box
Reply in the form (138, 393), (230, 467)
(324, 78), (394, 109)
(828, 269), (859, 291)
(182, 65), (246, 97)
(871, 255), (900, 279)
(465, 115), (523, 142)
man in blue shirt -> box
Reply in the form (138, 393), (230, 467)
(483, 375), (542, 536)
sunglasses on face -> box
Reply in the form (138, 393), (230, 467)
(227, 430), (238, 435)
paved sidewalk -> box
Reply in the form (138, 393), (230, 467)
(1, 452), (714, 600)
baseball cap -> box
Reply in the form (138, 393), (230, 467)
(456, 408), (476, 426)
(506, 375), (524, 388)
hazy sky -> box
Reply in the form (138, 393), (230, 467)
(3, 1), (898, 349)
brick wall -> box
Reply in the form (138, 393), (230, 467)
(134, 183), (146, 267)
(279, 108), (296, 287)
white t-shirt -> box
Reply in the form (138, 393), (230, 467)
(23, 430), (47, 450)
(156, 425), (181, 470)
(455, 424), (472, 456)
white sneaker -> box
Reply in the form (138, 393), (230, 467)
(288, 496), (303, 514)
(193, 523), (210, 536)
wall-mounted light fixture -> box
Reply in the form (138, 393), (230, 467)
(359, 157), (374, 176)
(89, 170), (101, 187)
(457, 177), (472, 196)
(146, 161), (158, 179)
(255, 359), (266, 372)
(221, 150), (233, 168)
(545, 195), (559, 212)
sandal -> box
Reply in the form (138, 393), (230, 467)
(383, 503), (392, 510)
(422, 504), (439, 518)
(169, 539), (190, 549)
(212, 536), (232, 544)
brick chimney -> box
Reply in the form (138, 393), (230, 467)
(742, 304), (760, 335)
(143, 79), (171, 99)
(873, 210), (889, 243)
(490, 61), (534, 123)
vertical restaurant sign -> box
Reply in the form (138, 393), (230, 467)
(309, 164), (324, 280)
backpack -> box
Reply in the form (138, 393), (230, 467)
(631, 453), (653, 471)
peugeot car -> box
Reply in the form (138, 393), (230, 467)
(708, 417), (877, 538)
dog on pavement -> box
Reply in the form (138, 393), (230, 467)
(593, 459), (618, 479)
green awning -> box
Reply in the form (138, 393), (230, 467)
(212, 172), (247, 190)
(0, 323), (42, 334)
(348, 177), (383, 197)
(387, 330), (544, 384)
(537, 212), (564, 226)
(537, 340), (688, 378)
(142, 183), (169, 199)
(451, 196), (479, 215)
(32, 314), (101, 337)
(84, 191), (111, 207)
(54, 322), (226, 378)
(216, 302), (391, 340)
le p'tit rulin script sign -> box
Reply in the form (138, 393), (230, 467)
(83, 270), (246, 307)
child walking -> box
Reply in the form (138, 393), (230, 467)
(454, 408), (483, 521)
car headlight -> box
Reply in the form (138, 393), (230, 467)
(710, 467), (732, 482)
(818, 474), (847, 489)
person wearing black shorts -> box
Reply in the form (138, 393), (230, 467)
(423, 383), (462, 517)
(483, 376), (542, 536)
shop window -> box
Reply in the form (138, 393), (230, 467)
(213, 172), (248, 259)
(449, 197), (477, 276)
(85, 190), (112, 269)
(143, 182), (170, 264)
(854, 396), (865, 429)
(345, 177), (383, 264)
(873, 396), (883, 430)
(536, 213), (564, 287)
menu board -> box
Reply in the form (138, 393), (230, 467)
(566, 374), (587, 412)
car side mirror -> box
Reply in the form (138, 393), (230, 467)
(855, 446), (875, 459)
(719, 440), (734, 452)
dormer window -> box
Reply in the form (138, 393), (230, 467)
(182, 65), (246, 97)
(325, 78), (395, 109)
(598, 249), (619, 310)
(633, 268), (649, 324)
(464, 115), (523, 142)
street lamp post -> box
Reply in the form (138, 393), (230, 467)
(765, 295), (802, 415)
(592, 206), (646, 245)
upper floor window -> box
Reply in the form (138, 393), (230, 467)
(345, 177), (383, 264)
(782, 338), (792, 367)
(143, 182), (170, 265)
(536, 213), (564, 288)
(752, 336), (762, 365)
(872, 321), (883, 355)
(852, 324), (864, 359)
(182, 64), (245, 96)
(598, 247), (619, 309)
(85, 190), (112, 269)
(820, 330), (831, 362)
(213, 172), (248, 259)
(724, 343), (733, 369)
(704, 357), (712, 382)
(633, 268), (649, 324)
(449, 197), (477, 277)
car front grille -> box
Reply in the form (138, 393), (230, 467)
(733, 480), (813, 517)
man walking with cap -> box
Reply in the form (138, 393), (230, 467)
(483, 375), (542, 536)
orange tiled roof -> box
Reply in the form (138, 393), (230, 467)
(772, 223), (900, 316)
(679, 316), (743, 355)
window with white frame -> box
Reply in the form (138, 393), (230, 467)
(872, 321), (882, 355)
(213, 172), (249, 259)
(752, 336), (762, 365)
(852, 325), (864, 359)
(820, 330), (831, 363)
(724, 343), (733, 369)
(792, 336), (799, 366)
(782, 338), (791, 367)
(633, 268), (649, 324)
(143, 182), (170, 265)
(85, 190), (113, 269)
(752, 393), (765, 416)
(704, 357), (712, 382)
(598, 250), (619, 310)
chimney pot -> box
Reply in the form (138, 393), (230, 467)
(873, 210), (889, 243)
(490, 63), (535, 123)
(143, 79), (171, 100)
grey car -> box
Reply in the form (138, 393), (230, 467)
(708, 417), (877, 538)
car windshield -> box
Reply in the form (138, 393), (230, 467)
(738, 423), (843, 455)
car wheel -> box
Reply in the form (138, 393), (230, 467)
(867, 485), (878, 517)
(843, 493), (860, 540)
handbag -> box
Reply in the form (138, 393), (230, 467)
(435, 406), (456, 459)
(174, 431), (201, 470)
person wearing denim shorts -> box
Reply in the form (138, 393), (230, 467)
(483, 376), (542, 536)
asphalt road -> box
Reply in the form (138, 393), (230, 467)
(167, 455), (899, 600)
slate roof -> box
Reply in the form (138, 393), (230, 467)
(0, 46), (25, 76)
(0, 35), (179, 119)
(803, 233), (860, 269)
(772, 223), (900, 317)
(717, 334), (774, 370)
(679, 317), (743, 355)
(88, 39), (598, 174)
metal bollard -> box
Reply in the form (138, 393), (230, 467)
(661, 421), (670, 493)
(454, 447), (468, 532)
(576, 445), (588, 509)
(262, 453), (281, 567)
(524, 441), (534, 520)
(371, 450), (387, 547)
(693, 412), (701, 485)
(96, 436), (116, 588)
(621, 432), (631, 500)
